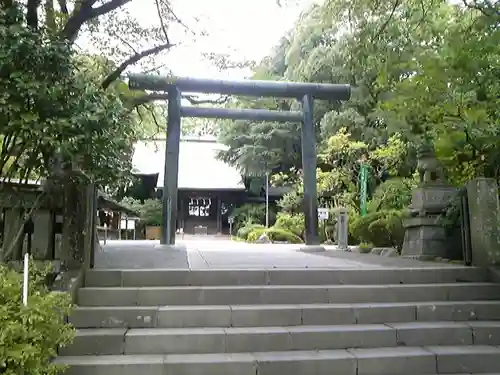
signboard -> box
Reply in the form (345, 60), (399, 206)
(228, 216), (235, 224)
(318, 208), (329, 221)
(120, 219), (136, 230)
(359, 163), (369, 217)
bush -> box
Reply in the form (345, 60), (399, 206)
(247, 227), (304, 244)
(237, 224), (265, 240)
(274, 213), (305, 238)
(231, 204), (267, 230)
(120, 198), (163, 226)
(368, 178), (416, 212)
(358, 242), (374, 253)
(139, 199), (163, 226)
(0, 261), (75, 375)
(350, 210), (406, 249)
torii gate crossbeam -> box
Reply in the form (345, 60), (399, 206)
(128, 74), (351, 248)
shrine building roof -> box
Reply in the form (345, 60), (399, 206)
(132, 136), (245, 191)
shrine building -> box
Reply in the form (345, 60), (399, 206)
(131, 136), (286, 235)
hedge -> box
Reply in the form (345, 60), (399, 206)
(247, 227), (303, 244)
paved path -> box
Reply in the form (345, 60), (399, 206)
(94, 238), (461, 270)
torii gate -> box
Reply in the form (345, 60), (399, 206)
(128, 75), (351, 249)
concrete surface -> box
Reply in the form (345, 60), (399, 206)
(61, 321), (500, 356)
(58, 238), (500, 375)
(76, 282), (500, 306)
(95, 238), (463, 270)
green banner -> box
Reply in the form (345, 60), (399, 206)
(360, 164), (368, 217)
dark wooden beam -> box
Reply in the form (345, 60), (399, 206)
(129, 74), (351, 101)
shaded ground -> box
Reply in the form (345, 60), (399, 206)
(95, 237), (465, 270)
(308, 249), (462, 268)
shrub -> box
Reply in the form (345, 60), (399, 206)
(350, 210), (406, 249)
(231, 204), (267, 230)
(0, 260), (75, 375)
(139, 199), (163, 226)
(368, 178), (416, 212)
(237, 223), (265, 240)
(358, 242), (374, 254)
(247, 227), (303, 244)
(274, 213), (305, 238)
(121, 198), (163, 226)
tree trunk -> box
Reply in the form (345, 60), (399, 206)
(61, 178), (85, 269)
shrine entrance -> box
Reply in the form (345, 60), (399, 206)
(128, 75), (351, 246)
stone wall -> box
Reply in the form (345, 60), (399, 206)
(0, 181), (97, 270)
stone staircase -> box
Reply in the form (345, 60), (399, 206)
(56, 266), (500, 374)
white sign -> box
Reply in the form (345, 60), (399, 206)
(120, 219), (136, 230)
(228, 216), (235, 224)
(318, 208), (329, 221)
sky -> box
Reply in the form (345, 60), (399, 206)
(123, 0), (317, 79)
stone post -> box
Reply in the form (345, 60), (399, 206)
(337, 208), (349, 250)
(31, 210), (53, 260)
(466, 178), (500, 266)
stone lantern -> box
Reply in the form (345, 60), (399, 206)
(401, 140), (458, 260)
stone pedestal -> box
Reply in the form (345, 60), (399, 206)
(466, 178), (500, 266)
(409, 186), (458, 216)
(401, 185), (458, 260)
(401, 216), (448, 260)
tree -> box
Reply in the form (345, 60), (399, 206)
(0, 5), (137, 186)
(217, 0), (500, 247)
(217, 0), (448, 176)
(0, 3), (142, 263)
(383, 2), (500, 183)
(22, 0), (176, 86)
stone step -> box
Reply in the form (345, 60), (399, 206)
(54, 346), (500, 375)
(59, 321), (500, 356)
(84, 267), (488, 287)
(69, 301), (500, 329)
(77, 283), (500, 306)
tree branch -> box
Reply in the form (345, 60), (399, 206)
(160, 0), (190, 31)
(115, 33), (139, 54)
(372, 0), (402, 42)
(462, 0), (500, 18)
(184, 94), (230, 105)
(61, 0), (133, 42)
(101, 42), (175, 89)
(155, 0), (170, 44)
(90, 0), (133, 19)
